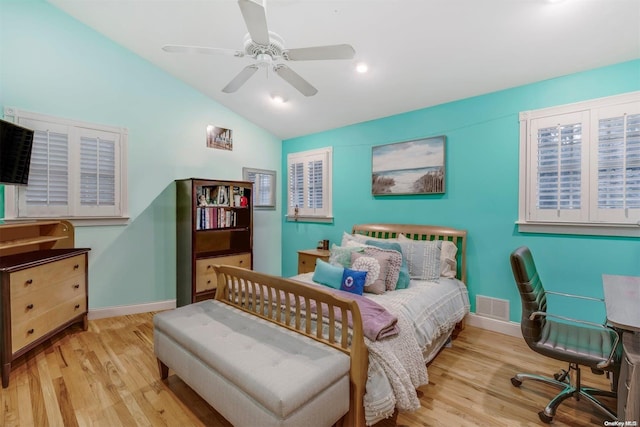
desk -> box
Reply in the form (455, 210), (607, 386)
(602, 274), (640, 332)
(602, 274), (640, 424)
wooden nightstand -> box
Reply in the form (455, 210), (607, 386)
(297, 249), (330, 274)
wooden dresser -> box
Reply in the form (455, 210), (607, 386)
(0, 220), (90, 388)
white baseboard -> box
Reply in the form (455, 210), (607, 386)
(466, 313), (522, 338)
(88, 300), (176, 320)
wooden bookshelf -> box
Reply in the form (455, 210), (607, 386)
(175, 178), (253, 306)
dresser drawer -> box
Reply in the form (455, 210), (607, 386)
(10, 255), (86, 299)
(196, 253), (251, 293)
(12, 295), (86, 354)
(11, 273), (86, 327)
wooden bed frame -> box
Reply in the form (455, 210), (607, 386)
(214, 223), (467, 427)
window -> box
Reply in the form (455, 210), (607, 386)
(3, 107), (128, 223)
(287, 147), (332, 221)
(243, 167), (276, 210)
(518, 92), (640, 237)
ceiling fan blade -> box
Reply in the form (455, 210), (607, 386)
(285, 44), (355, 61)
(162, 44), (244, 57)
(238, 0), (270, 46)
(222, 65), (259, 93)
(273, 65), (318, 97)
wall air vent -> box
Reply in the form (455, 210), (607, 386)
(476, 295), (510, 321)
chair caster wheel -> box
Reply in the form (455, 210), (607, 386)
(538, 411), (553, 423)
(511, 377), (522, 387)
(554, 369), (568, 382)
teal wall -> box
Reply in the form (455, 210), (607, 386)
(1, 0), (282, 309)
(282, 60), (640, 323)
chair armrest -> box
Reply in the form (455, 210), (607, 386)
(529, 311), (605, 328)
(544, 290), (604, 303)
(529, 311), (620, 369)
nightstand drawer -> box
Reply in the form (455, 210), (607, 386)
(297, 249), (330, 274)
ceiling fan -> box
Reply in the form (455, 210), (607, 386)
(162, 0), (356, 97)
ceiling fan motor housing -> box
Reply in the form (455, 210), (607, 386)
(243, 32), (286, 61)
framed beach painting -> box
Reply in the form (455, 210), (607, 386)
(372, 135), (446, 195)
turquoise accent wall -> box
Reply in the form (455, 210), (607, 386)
(282, 60), (640, 323)
(1, 1), (282, 309)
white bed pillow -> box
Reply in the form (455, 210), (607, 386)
(340, 231), (399, 247)
(397, 234), (441, 281)
(440, 241), (458, 278)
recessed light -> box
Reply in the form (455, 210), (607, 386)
(356, 62), (368, 73)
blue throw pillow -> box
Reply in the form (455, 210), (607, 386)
(366, 239), (410, 289)
(312, 259), (343, 289)
(340, 268), (367, 295)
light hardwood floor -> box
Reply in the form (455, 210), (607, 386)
(1, 313), (616, 426)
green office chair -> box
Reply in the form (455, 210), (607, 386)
(509, 246), (620, 423)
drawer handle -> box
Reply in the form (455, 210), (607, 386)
(75, 304), (80, 310)
(207, 265), (213, 269)
(207, 280), (211, 284)
(73, 284), (80, 289)
(74, 264), (80, 270)
(27, 329), (34, 335)
(25, 279), (33, 285)
(26, 304), (34, 310)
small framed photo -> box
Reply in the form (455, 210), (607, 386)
(207, 125), (233, 151)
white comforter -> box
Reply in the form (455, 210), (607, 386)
(292, 274), (470, 425)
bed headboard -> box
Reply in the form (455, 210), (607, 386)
(351, 223), (467, 284)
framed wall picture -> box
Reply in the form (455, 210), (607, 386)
(206, 125), (233, 151)
(372, 135), (446, 195)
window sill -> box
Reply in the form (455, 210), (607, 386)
(2, 217), (130, 227)
(286, 215), (334, 224)
(516, 221), (640, 238)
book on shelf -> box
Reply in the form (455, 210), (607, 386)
(196, 206), (239, 230)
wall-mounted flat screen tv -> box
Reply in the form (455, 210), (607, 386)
(0, 118), (35, 185)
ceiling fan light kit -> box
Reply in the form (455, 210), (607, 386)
(163, 0), (355, 97)
(270, 93), (287, 104)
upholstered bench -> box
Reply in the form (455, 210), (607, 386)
(153, 299), (351, 427)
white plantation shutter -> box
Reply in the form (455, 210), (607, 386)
(244, 168), (275, 208)
(18, 120), (70, 216)
(307, 159), (323, 209)
(5, 108), (127, 220)
(288, 162), (304, 209)
(287, 147), (332, 219)
(591, 104), (640, 223)
(519, 92), (640, 236)
(528, 111), (589, 222)
(255, 173), (273, 206)
(77, 128), (120, 216)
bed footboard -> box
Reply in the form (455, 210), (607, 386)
(214, 265), (368, 427)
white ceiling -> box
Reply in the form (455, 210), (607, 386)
(47, 0), (640, 140)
